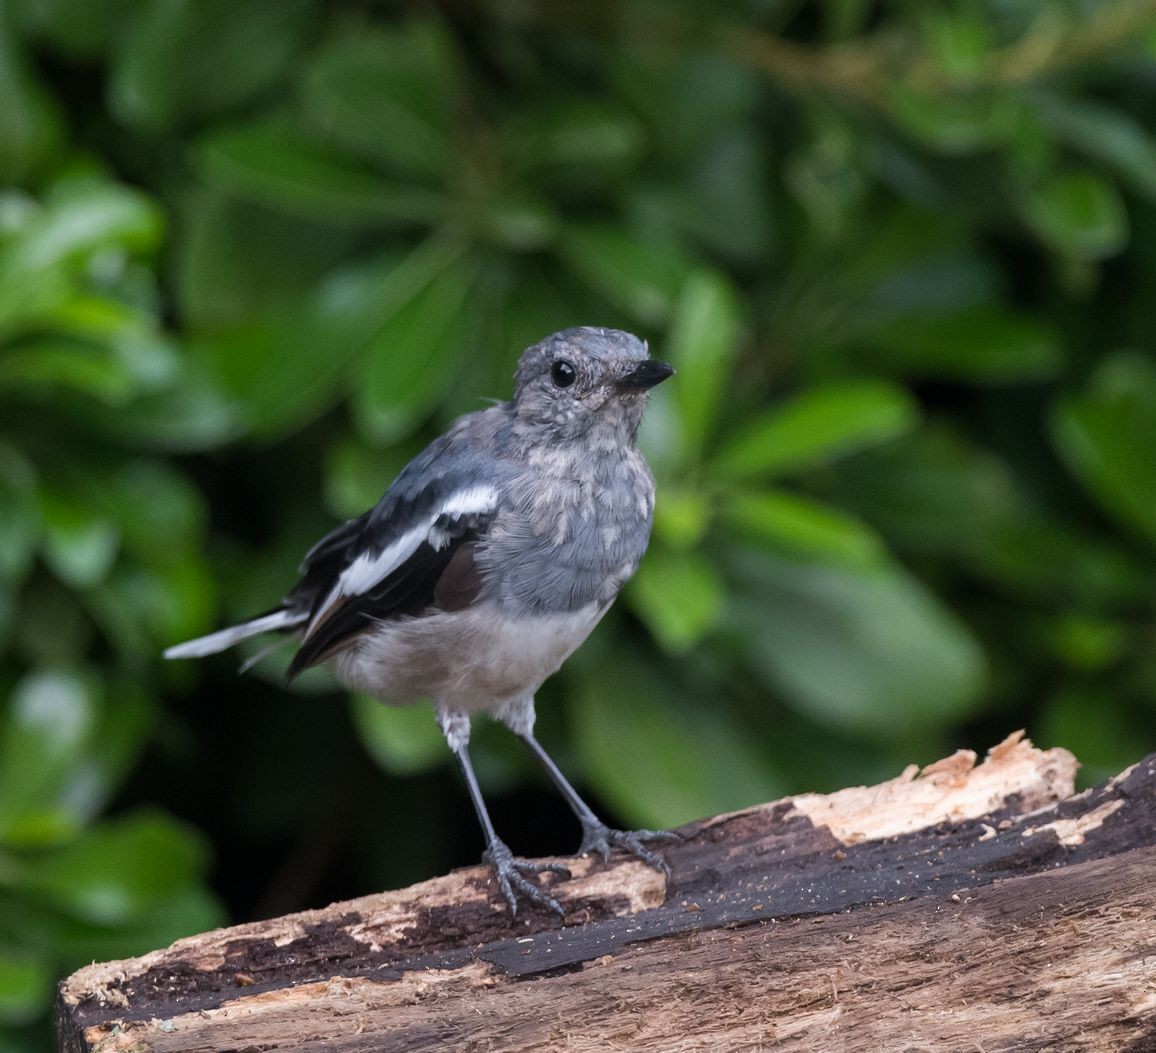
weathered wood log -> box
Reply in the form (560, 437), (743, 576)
(57, 732), (1156, 1052)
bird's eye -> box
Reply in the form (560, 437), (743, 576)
(551, 360), (576, 388)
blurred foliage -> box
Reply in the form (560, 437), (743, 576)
(5, 0), (1156, 1045)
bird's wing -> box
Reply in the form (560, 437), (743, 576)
(284, 473), (501, 679)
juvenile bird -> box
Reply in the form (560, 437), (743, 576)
(166, 327), (675, 915)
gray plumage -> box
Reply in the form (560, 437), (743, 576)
(166, 326), (676, 915)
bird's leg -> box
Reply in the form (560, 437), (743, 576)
(516, 731), (680, 876)
(449, 743), (569, 916)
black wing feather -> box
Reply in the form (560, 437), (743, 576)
(284, 510), (490, 680)
(284, 512), (371, 615)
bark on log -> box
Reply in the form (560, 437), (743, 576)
(57, 733), (1156, 1052)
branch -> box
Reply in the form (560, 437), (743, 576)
(57, 733), (1156, 1052)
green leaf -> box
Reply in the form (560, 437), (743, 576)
(73, 678), (154, 821)
(503, 100), (645, 190)
(650, 487), (712, 549)
(0, 592), (13, 651)
(0, 338), (140, 405)
(39, 488), (119, 588)
(860, 307), (1063, 383)
(1022, 169), (1128, 260)
(198, 120), (443, 225)
(821, 0), (873, 38)
(0, 949), (52, 1026)
(571, 654), (784, 829)
(1047, 613), (1129, 673)
(714, 380), (919, 479)
(675, 128), (776, 264)
(1051, 352), (1156, 546)
(74, 360), (242, 452)
(109, 0), (315, 130)
(302, 21), (459, 180)
(625, 547), (724, 653)
(94, 460), (207, 564)
(920, 8), (991, 85)
(0, 445), (40, 584)
(8, 177), (161, 265)
(610, 50), (758, 160)
(0, 881), (222, 966)
(89, 558), (217, 654)
(350, 255), (476, 443)
(101, 888), (226, 961)
(734, 552), (986, 735)
(479, 193), (558, 252)
(818, 208), (998, 330)
(324, 437), (415, 519)
(825, 425), (1019, 557)
(723, 490), (885, 568)
(37, 457), (201, 568)
(560, 224), (692, 326)
(13, 574), (94, 667)
(1032, 94), (1156, 203)
(200, 238), (462, 438)
(1040, 686), (1142, 786)
(0, 668), (151, 850)
(350, 695), (447, 776)
(44, 296), (179, 392)
(666, 270), (742, 462)
(975, 515), (1148, 606)
(0, 8), (63, 182)
(16, 0), (140, 58)
(0, 178), (161, 333)
(889, 84), (1019, 155)
(176, 189), (362, 331)
(21, 811), (210, 924)
(0, 669), (98, 846)
(778, 110), (864, 242)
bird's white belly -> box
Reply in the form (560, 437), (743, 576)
(334, 602), (610, 711)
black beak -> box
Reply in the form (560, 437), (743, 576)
(618, 360), (675, 391)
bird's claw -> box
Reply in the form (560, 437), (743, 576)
(578, 823), (681, 876)
(483, 839), (570, 917)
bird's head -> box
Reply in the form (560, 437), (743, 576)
(512, 327), (674, 443)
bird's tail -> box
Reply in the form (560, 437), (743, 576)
(163, 608), (306, 660)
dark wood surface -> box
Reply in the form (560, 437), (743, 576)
(57, 736), (1156, 1052)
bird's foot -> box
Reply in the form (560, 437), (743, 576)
(578, 822), (682, 876)
(483, 839), (571, 917)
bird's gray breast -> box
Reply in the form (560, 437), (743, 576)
(478, 444), (655, 616)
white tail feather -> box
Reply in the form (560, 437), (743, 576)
(164, 609), (303, 660)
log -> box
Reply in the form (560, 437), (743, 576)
(57, 732), (1156, 1052)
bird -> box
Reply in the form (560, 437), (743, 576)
(165, 326), (676, 915)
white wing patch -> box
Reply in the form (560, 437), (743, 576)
(305, 484), (499, 638)
(340, 527), (429, 597)
(427, 484), (500, 549)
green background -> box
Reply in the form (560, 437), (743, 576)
(4, 0), (1156, 1046)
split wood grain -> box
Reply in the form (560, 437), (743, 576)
(57, 733), (1156, 1052)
